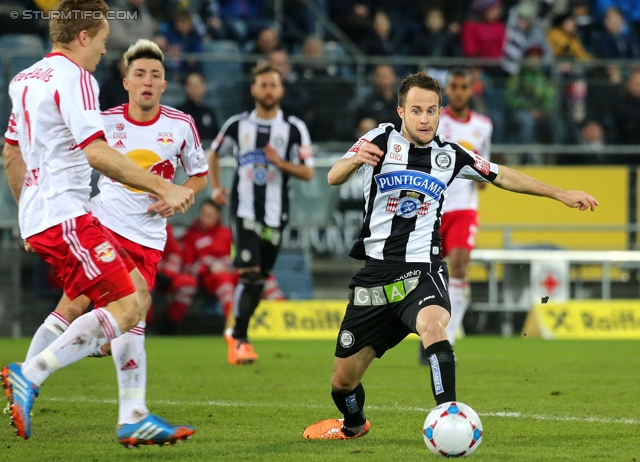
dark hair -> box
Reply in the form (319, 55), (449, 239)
(446, 68), (471, 84)
(50, 0), (108, 45)
(251, 61), (283, 84)
(398, 71), (442, 108)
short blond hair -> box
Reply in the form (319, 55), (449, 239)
(49, 0), (108, 45)
(122, 39), (164, 69)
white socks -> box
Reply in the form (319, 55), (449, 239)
(22, 308), (121, 387)
(111, 321), (149, 425)
(26, 312), (70, 360)
(446, 278), (469, 345)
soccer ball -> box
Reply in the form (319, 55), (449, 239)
(423, 401), (483, 458)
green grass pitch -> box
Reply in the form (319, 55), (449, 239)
(1, 336), (640, 461)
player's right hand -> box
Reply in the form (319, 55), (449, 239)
(353, 142), (384, 167)
(211, 187), (229, 206)
(161, 183), (195, 214)
(24, 240), (34, 252)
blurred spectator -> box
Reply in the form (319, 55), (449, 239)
(501, 1), (552, 75)
(268, 50), (309, 119)
(99, 58), (128, 110)
(358, 10), (404, 56)
(547, 12), (592, 61)
(410, 8), (462, 58)
(328, 0), (372, 43)
(162, 201), (284, 332)
(156, 8), (204, 81)
(572, 0), (598, 54)
(595, 7), (640, 59)
(614, 70), (640, 144)
(200, 0), (273, 44)
(176, 72), (219, 142)
(243, 27), (280, 75)
(415, 0), (468, 35)
(594, 0), (640, 39)
(460, 0), (506, 60)
(107, 0), (155, 53)
(505, 46), (555, 146)
(584, 65), (622, 140)
(155, 224), (199, 334)
(297, 35), (354, 141)
(354, 64), (400, 132)
(557, 119), (608, 165)
(356, 117), (378, 138)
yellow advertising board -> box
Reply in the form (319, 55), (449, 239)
(523, 301), (640, 339)
(247, 300), (347, 339)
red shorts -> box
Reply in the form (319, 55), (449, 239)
(27, 213), (136, 303)
(440, 210), (479, 257)
(108, 231), (163, 291)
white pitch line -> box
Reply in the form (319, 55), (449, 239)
(41, 396), (640, 425)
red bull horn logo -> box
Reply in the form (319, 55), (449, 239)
(123, 149), (176, 193)
(157, 132), (174, 148)
(94, 242), (116, 263)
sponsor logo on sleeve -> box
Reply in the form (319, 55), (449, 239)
(473, 154), (490, 175)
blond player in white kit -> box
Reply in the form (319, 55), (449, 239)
(420, 69), (492, 365)
(1, 0), (195, 445)
(16, 39), (208, 447)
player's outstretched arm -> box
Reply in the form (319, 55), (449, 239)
(492, 165), (599, 211)
(2, 143), (26, 204)
(84, 139), (194, 214)
(207, 149), (229, 205)
(328, 142), (384, 186)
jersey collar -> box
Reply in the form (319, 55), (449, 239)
(444, 107), (472, 123)
(123, 103), (161, 126)
(249, 108), (283, 124)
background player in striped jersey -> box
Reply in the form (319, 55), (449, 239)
(418, 69), (493, 364)
(1, 1), (195, 443)
(11, 39), (207, 447)
(303, 72), (598, 440)
(208, 62), (314, 365)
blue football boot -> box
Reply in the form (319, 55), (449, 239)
(1, 363), (38, 439)
(117, 414), (196, 448)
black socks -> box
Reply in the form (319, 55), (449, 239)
(424, 340), (456, 405)
(331, 382), (366, 433)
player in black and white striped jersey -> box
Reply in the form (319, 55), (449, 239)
(303, 71), (598, 440)
(208, 62), (314, 365)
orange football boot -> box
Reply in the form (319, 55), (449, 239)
(303, 418), (370, 440)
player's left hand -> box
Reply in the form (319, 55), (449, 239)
(263, 143), (282, 167)
(147, 194), (175, 218)
(561, 190), (599, 211)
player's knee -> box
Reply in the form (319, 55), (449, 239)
(416, 307), (448, 339)
(56, 300), (85, 323)
(330, 374), (358, 393)
(239, 271), (265, 294)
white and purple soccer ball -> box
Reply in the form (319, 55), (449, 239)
(423, 401), (483, 458)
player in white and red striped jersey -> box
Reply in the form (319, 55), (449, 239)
(422, 68), (493, 356)
(20, 39), (206, 447)
(1, 0), (194, 444)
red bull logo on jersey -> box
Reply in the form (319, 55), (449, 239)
(157, 132), (174, 148)
(94, 242), (116, 263)
(150, 159), (176, 181)
(123, 149), (175, 192)
(374, 170), (445, 201)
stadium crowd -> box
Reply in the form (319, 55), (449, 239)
(2, 0), (640, 151)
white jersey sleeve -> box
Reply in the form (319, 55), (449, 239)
(180, 114), (208, 177)
(4, 111), (18, 145)
(58, 70), (105, 148)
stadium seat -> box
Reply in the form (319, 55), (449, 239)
(0, 34), (45, 77)
(272, 250), (314, 299)
(202, 40), (244, 121)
